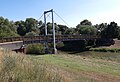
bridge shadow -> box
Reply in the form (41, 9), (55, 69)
(26, 53), (45, 55)
(58, 47), (90, 54)
(68, 51), (86, 54)
(26, 50), (54, 55)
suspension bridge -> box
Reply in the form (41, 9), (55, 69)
(0, 9), (103, 54)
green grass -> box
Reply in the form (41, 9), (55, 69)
(32, 54), (120, 76)
(31, 52), (120, 82)
(74, 51), (120, 62)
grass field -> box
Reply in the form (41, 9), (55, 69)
(0, 48), (120, 82)
(31, 51), (120, 82)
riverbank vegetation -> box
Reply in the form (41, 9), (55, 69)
(90, 48), (120, 52)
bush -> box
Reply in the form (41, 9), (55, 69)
(26, 43), (62, 54)
(56, 42), (64, 49)
(26, 43), (44, 54)
(25, 31), (39, 36)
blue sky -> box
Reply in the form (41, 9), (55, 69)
(0, 0), (120, 27)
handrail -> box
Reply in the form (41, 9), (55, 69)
(0, 35), (101, 43)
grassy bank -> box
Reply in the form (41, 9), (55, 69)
(0, 48), (120, 82)
(0, 49), (71, 82)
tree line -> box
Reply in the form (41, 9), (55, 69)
(0, 16), (120, 39)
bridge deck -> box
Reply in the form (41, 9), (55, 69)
(0, 35), (100, 44)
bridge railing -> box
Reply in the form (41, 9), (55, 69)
(0, 35), (101, 43)
(55, 35), (100, 41)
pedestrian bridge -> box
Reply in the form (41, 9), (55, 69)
(0, 35), (101, 51)
(0, 35), (100, 44)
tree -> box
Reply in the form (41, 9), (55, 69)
(77, 25), (97, 35)
(58, 24), (69, 35)
(39, 24), (45, 35)
(39, 22), (60, 35)
(16, 21), (26, 36)
(101, 22), (119, 38)
(80, 19), (92, 26)
(16, 18), (40, 36)
(76, 19), (97, 35)
(25, 31), (38, 36)
(0, 17), (18, 37)
(94, 23), (108, 36)
(65, 28), (75, 35)
(25, 18), (38, 33)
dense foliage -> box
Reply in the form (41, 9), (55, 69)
(0, 16), (120, 39)
(0, 17), (18, 37)
(26, 44), (44, 54)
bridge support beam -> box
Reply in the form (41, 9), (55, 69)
(52, 9), (57, 54)
(44, 9), (57, 54)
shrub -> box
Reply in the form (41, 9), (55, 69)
(26, 43), (44, 54)
(56, 42), (64, 49)
(26, 43), (63, 54)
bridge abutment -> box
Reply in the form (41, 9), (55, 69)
(0, 41), (23, 50)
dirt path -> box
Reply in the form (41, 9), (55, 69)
(102, 39), (120, 48)
(80, 72), (120, 82)
(109, 39), (120, 48)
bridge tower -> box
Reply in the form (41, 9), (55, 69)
(44, 9), (57, 54)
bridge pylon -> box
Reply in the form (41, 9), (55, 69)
(44, 9), (57, 54)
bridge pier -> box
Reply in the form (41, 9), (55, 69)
(53, 48), (57, 54)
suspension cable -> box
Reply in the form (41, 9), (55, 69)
(37, 11), (71, 27)
(37, 13), (44, 21)
(46, 13), (51, 19)
(54, 11), (70, 27)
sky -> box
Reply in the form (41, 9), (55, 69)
(0, 0), (120, 27)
